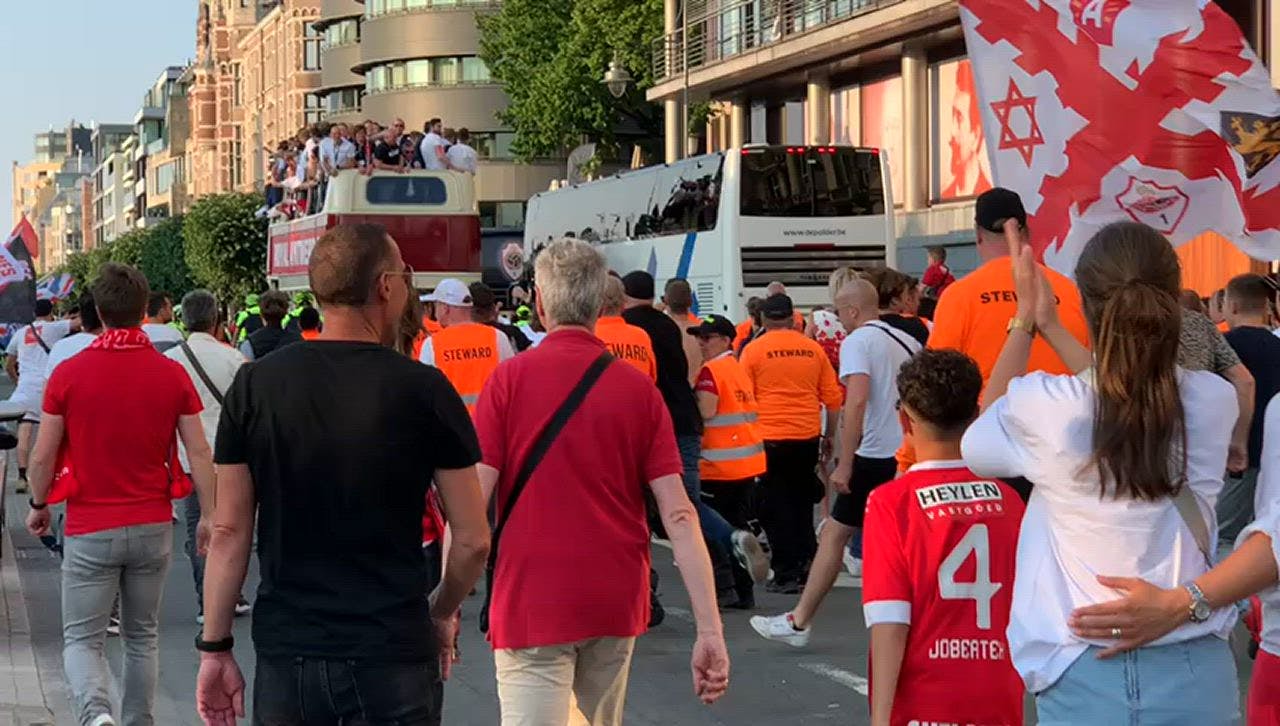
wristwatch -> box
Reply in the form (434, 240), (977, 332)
(1006, 317), (1036, 336)
(28, 498), (47, 511)
(1184, 582), (1212, 623)
(195, 634), (235, 653)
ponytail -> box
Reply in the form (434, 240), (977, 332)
(1075, 222), (1187, 501)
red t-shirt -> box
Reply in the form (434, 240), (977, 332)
(44, 346), (203, 536)
(862, 462), (1026, 726)
(474, 328), (682, 650)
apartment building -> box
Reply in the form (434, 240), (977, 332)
(646, 0), (1270, 287)
(128, 66), (193, 228)
(90, 123), (137, 247)
(10, 123), (94, 270)
(314, 0), (561, 229)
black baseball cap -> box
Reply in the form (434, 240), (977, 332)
(687, 314), (736, 339)
(975, 187), (1028, 234)
(761, 294), (794, 320)
(621, 271), (655, 301)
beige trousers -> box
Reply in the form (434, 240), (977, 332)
(494, 636), (637, 726)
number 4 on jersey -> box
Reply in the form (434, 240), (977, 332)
(937, 524), (1003, 630)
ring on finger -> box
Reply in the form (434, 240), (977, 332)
(1110, 627), (1122, 638)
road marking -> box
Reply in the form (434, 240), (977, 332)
(799, 662), (869, 696)
(650, 540), (861, 588)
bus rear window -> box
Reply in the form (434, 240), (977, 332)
(366, 177), (448, 205)
(739, 148), (885, 218)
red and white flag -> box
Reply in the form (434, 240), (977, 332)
(960, 0), (1280, 274)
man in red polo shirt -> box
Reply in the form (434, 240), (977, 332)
(25, 263), (217, 726)
(475, 239), (729, 725)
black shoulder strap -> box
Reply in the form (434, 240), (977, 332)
(867, 322), (917, 357)
(29, 325), (50, 354)
(180, 340), (225, 407)
(479, 350), (614, 632)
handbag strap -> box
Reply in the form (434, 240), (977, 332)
(179, 340), (225, 407)
(29, 325), (50, 354)
(487, 351), (614, 571)
(866, 321), (917, 357)
(1173, 484), (1213, 566)
(1077, 368), (1212, 565)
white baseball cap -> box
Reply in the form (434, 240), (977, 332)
(425, 278), (473, 307)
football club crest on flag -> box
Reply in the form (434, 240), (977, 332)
(959, 0), (1280, 274)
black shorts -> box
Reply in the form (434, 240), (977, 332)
(831, 455), (899, 528)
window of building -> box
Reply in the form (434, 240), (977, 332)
(231, 127), (244, 189)
(304, 93), (325, 125)
(368, 0), (496, 15)
(365, 55), (492, 92)
(322, 18), (361, 48)
(470, 132), (517, 159)
(365, 176), (448, 205)
(325, 88), (364, 114)
(303, 25), (322, 71)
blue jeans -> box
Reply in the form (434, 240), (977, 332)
(254, 657), (442, 725)
(676, 434), (735, 546)
(1036, 635), (1240, 725)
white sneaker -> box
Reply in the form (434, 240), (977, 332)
(732, 530), (770, 584)
(749, 612), (810, 647)
(843, 551), (863, 578)
(89, 714), (117, 726)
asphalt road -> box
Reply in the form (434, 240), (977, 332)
(6, 487), (878, 726)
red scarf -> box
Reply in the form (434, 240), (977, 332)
(89, 327), (153, 351)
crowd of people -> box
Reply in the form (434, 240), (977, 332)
(263, 116), (479, 219)
(8, 185), (1280, 725)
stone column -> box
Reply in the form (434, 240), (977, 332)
(730, 96), (749, 149)
(901, 43), (928, 211)
(805, 73), (831, 146)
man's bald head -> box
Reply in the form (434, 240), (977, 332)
(309, 223), (398, 306)
(766, 281), (787, 297)
(834, 277), (879, 332)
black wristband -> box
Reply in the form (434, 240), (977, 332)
(28, 498), (47, 510)
(195, 634), (235, 653)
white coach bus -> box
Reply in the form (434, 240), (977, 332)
(523, 144), (895, 319)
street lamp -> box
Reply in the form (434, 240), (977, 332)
(602, 51), (634, 99)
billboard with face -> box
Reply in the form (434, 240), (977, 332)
(933, 57), (993, 200)
(860, 75), (904, 201)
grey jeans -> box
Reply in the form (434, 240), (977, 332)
(1217, 467), (1259, 554)
(62, 523), (173, 726)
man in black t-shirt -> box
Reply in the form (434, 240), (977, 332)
(372, 127), (403, 171)
(1222, 273), (1280, 555)
(196, 223), (490, 725)
(621, 271), (762, 609)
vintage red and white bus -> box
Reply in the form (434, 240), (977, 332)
(266, 170), (482, 291)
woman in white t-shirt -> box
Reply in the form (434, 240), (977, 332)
(961, 221), (1240, 724)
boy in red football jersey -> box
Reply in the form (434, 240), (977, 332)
(863, 349), (1026, 726)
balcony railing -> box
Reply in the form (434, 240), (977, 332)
(652, 0), (906, 83)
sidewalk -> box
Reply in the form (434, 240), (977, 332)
(0, 514), (58, 725)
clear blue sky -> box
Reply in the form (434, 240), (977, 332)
(1, 1), (197, 233)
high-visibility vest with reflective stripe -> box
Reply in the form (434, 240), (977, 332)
(699, 354), (767, 482)
(432, 323), (502, 416)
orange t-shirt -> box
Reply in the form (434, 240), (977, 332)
(739, 329), (844, 441)
(734, 319), (755, 347)
(594, 316), (657, 381)
(897, 256), (1091, 469)
(300, 329), (320, 341)
(422, 316), (443, 336)
(927, 256), (1089, 381)
(1217, 320), (1230, 333)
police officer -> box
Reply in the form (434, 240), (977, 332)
(234, 293), (262, 343)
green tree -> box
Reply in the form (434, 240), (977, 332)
(183, 193), (268, 304)
(479, 0), (663, 160)
(134, 217), (195, 298)
(62, 244), (113, 297)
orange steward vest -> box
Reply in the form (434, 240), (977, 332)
(432, 322), (501, 415)
(699, 354), (767, 481)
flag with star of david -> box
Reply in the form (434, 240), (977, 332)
(959, 0), (1280, 275)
